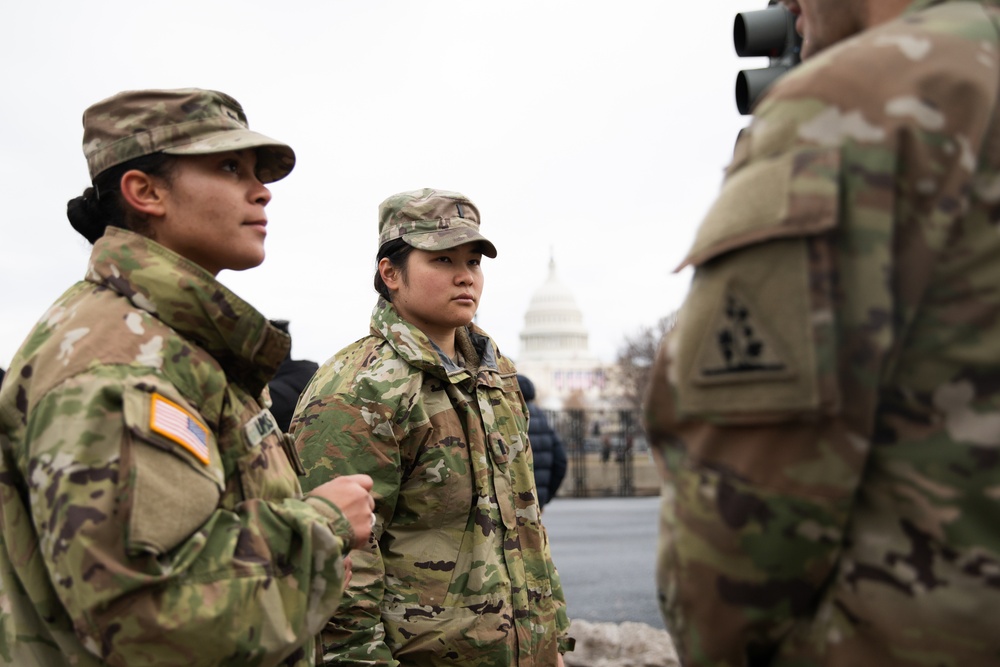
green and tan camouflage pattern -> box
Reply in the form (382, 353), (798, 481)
(643, 1), (1000, 665)
(0, 227), (353, 666)
(377, 187), (498, 258)
(292, 298), (571, 666)
(82, 88), (295, 183)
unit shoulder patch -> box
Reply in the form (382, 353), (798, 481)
(691, 289), (796, 386)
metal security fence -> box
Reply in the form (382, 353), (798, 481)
(544, 408), (661, 498)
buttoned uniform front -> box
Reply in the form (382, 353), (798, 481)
(0, 227), (354, 667)
(643, 1), (1000, 665)
(293, 297), (571, 666)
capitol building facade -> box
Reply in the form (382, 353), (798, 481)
(513, 258), (619, 412)
(512, 257), (659, 498)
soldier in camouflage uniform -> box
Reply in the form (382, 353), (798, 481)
(292, 188), (573, 666)
(0, 88), (375, 667)
(643, 0), (1000, 665)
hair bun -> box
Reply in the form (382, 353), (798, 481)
(66, 189), (107, 244)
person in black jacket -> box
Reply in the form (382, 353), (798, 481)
(517, 374), (567, 509)
(268, 320), (319, 433)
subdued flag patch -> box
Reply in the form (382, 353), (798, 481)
(150, 393), (210, 465)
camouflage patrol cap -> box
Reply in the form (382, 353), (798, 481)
(82, 88), (295, 184)
(378, 188), (498, 258)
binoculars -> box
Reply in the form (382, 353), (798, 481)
(734, 0), (802, 114)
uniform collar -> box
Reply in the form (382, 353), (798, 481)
(369, 297), (499, 382)
(86, 227), (290, 394)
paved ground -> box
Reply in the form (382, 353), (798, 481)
(542, 495), (665, 630)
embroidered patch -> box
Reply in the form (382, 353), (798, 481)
(691, 289), (796, 385)
(245, 409), (278, 448)
(149, 393), (211, 465)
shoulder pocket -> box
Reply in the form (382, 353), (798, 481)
(121, 385), (224, 556)
(672, 147), (842, 422)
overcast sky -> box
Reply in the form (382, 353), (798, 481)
(0, 1), (766, 370)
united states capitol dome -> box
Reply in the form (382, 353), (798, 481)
(519, 257), (593, 362)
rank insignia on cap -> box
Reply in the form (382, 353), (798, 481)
(150, 393), (211, 465)
(691, 289), (795, 386)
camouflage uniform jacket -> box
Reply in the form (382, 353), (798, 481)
(293, 298), (571, 666)
(0, 227), (354, 667)
(643, 1), (1000, 665)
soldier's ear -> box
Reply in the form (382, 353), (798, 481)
(379, 258), (402, 291)
(119, 169), (168, 218)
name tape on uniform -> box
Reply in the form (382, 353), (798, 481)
(245, 409), (278, 448)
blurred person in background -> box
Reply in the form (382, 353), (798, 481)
(517, 374), (568, 509)
(267, 319), (319, 433)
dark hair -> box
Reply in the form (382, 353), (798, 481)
(373, 239), (414, 301)
(66, 153), (176, 245)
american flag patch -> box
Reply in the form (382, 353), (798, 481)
(149, 393), (211, 465)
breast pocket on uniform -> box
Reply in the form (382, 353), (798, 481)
(672, 146), (843, 423)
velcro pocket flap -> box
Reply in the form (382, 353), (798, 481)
(672, 147), (841, 421)
(122, 385), (224, 555)
(677, 147), (840, 271)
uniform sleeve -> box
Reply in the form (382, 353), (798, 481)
(507, 376), (574, 655)
(644, 320), (869, 665)
(24, 373), (352, 667)
(544, 522), (573, 654)
(293, 371), (402, 667)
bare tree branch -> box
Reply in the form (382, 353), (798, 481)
(612, 312), (677, 411)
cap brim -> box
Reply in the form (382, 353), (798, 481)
(404, 228), (498, 258)
(162, 129), (295, 183)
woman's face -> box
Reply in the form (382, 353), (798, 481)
(385, 243), (485, 347)
(152, 150), (272, 275)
